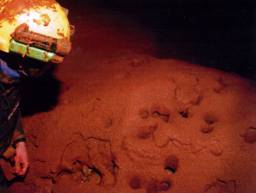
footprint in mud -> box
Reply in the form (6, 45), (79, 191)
(209, 143), (223, 157)
(138, 104), (171, 123)
(201, 125), (214, 134)
(178, 109), (190, 119)
(146, 179), (172, 193)
(139, 108), (150, 119)
(129, 176), (142, 189)
(213, 77), (228, 94)
(127, 154), (179, 193)
(204, 179), (236, 193)
(177, 106), (191, 119)
(126, 155), (176, 192)
(128, 176), (172, 193)
(241, 126), (256, 143)
(157, 180), (172, 192)
(150, 104), (171, 123)
(200, 113), (219, 134)
(59, 136), (118, 186)
(164, 155), (179, 174)
(204, 113), (218, 125)
(136, 124), (158, 140)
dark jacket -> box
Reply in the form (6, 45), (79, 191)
(0, 59), (25, 156)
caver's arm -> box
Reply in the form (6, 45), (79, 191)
(11, 111), (26, 148)
(1, 107), (26, 160)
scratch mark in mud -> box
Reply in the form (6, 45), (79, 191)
(152, 134), (207, 155)
(122, 126), (207, 166)
(204, 179), (237, 193)
(121, 137), (162, 166)
(47, 133), (120, 187)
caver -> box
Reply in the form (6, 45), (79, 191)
(0, 0), (73, 191)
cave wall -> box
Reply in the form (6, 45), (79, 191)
(60, 0), (256, 80)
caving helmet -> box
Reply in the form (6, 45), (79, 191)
(0, 0), (73, 64)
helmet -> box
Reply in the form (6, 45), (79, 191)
(0, 0), (73, 63)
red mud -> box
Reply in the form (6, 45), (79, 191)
(8, 3), (256, 193)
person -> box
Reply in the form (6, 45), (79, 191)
(0, 0), (73, 191)
(0, 57), (29, 193)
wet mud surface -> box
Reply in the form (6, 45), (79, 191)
(7, 2), (256, 193)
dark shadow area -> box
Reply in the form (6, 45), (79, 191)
(7, 173), (26, 187)
(63, 0), (256, 80)
(0, 53), (61, 116)
(20, 71), (61, 116)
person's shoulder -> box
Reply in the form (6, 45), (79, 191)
(0, 58), (20, 84)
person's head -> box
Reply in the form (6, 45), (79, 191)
(0, 0), (74, 77)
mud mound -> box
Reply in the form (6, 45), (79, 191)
(9, 54), (256, 193)
(6, 3), (256, 193)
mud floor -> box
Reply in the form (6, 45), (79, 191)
(9, 3), (256, 193)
